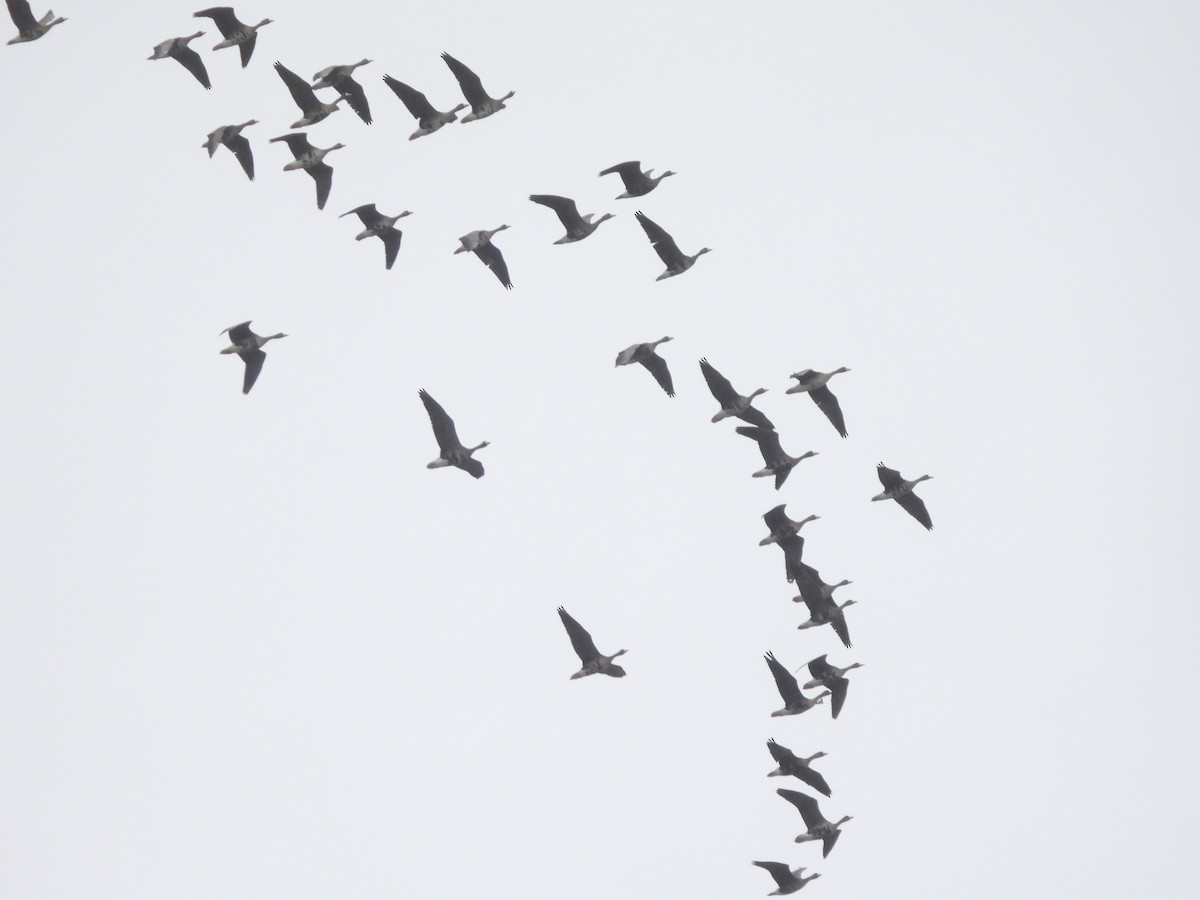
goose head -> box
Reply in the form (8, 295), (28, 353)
(835, 815), (854, 827)
(253, 18), (275, 29)
(693, 247), (713, 259)
(794, 450), (818, 463)
(838, 599), (857, 610)
(469, 440), (490, 454)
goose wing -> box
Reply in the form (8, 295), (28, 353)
(876, 462), (905, 491)
(806, 655), (834, 681)
(698, 358), (738, 406)
(751, 861), (795, 890)
(382, 76), (437, 119)
(222, 321), (255, 344)
(765, 652), (802, 706)
(736, 426), (783, 466)
(239, 348), (266, 394)
(341, 203), (382, 227)
(173, 45), (212, 89)
(776, 789), (824, 829)
(794, 762), (832, 797)
(599, 160), (645, 190)
(635, 211), (683, 267)
(441, 52), (488, 105)
(827, 677), (849, 719)
(193, 7), (241, 39)
(224, 133), (254, 180)
(419, 390), (463, 454)
(269, 131), (314, 157)
(307, 162), (333, 210)
(810, 385), (847, 438)
(335, 75), (372, 123)
(767, 738), (799, 770)
(763, 504), (791, 535)
(736, 404), (776, 431)
(7, 0), (37, 30)
(275, 61), (321, 114)
(638, 352), (674, 397)
(778, 534), (805, 581)
(380, 228), (402, 270)
(237, 32), (257, 68)
(473, 242), (512, 290)
(557, 607), (600, 665)
(528, 194), (584, 230)
(896, 490), (933, 530)
(828, 605), (853, 649)
(821, 831), (841, 858)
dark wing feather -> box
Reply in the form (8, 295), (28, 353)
(599, 161), (644, 191)
(441, 52), (487, 105)
(896, 491), (933, 530)
(194, 7), (240, 38)
(239, 348), (266, 394)
(635, 211), (683, 267)
(383, 76), (437, 119)
(765, 652), (802, 706)
(763, 504), (790, 535)
(829, 607), (853, 649)
(822, 831), (841, 858)
(269, 132), (313, 156)
(828, 678), (849, 719)
(557, 607), (600, 665)
(173, 46), (212, 89)
(806, 655), (833, 681)
(223, 321), (254, 344)
(736, 406), (775, 430)
(877, 462), (905, 490)
(380, 229), (402, 270)
(810, 385), (847, 437)
(336, 76), (372, 123)
(307, 162), (333, 210)
(529, 194), (583, 230)
(224, 134), (254, 180)
(7, 0), (37, 30)
(275, 61), (319, 113)
(776, 789), (822, 828)
(638, 353), (674, 397)
(767, 739), (798, 769)
(778, 534), (805, 582)
(473, 242), (512, 290)
(751, 861), (794, 889)
(341, 203), (382, 226)
(458, 455), (484, 479)
(796, 764), (832, 798)
(238, 33), (256, 68)
(419, 390), (462, 454)
(699, 358), (738, 406)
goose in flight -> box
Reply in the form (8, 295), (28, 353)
(766, 740), (831, 797)
(760, 505), (819, 547)
(795, 590), (856, 650)
(382, 75), (467, 140)
(635, 211), (710, 281)
(193, 7), (272, 67)
(765, 652), (829, 717)
(455, 226), (512, 290)
(599, 161), (675, 199)
(275, 61), (344, 128)
(419, 390), (489, 478)
(441, 52), (513, 122)
(802, 655), (862, 720)
(340, 204), (412, 269)
(614, 337), (674, 397)
(786, 368), (849, 438)
(776, 790), (853, 857)
(149, 32), (211, 89)
(737, 426), (818, 491)
(558, 607), (626, 679)
(698, 358), (773, 429)
(219, 321), (286, 394)
(5, 0), (65, 44)
(873, 462), (934, 530)
(202, 120), (257, 180)
(312, 59), (372, 124)
(528, 194), (614, 244)
(269, 132), (343, 209)
(751, 860), (821, 895)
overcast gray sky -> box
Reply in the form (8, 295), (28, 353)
(3, 1), (1198, 897)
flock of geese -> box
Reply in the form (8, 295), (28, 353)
(10, 4), (939, 894)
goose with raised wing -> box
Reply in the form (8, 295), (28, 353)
(203, 120), (257, 180)
(312, 59), (372, 124)
(558, 607), (626, 679)
(777, 790), (852, 858)
(737, 426), (818, 491)
(635, 211), (710, 281)
(766, 740), (831, 797)
(529, 194), (614, 244)
(5, 0), (65, 44)
(699, 358), (773, 429)
(418, 390), (488, 478)
(219, 321), (286, 394)
(760, 505), (819, 547)
(751, 861), (820, 895)
(873, 462), (934, 530)
(455, 226), (512, 290)
(803, 655), (862, 720)
(149, 32), (211, 89)
(340, 204), (411, 270)
(615, 337), (674, 397)
(193, 7), (271, 67)
(275, 61), (343, 128)
(269, 132), (343, 210)
(599, 161), (675, 199)
(786, 368), (850, 438)
(765, 652), (829, 718)
(382, 75), (466, 139)
(441, 52), (513, 122)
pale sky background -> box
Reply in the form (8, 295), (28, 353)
(3, 2), (1199, 897)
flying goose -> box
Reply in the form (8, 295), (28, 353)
(441, 52), (513, 122)
(802, 655), (862, 720)
(635, 211), (711, 281)
(275, 61), (344, 128)
(599, 161), (675, 199)
(795, 593), (856, 650)
(765, 652), (830, 717)
(751, 860), (821, 895)
(777, 790), (853, 857)
(219, 321), (286, 394)
(528, 194), (614, 244)
(766, 740), (831, 797)
(454, 226), (512, 290)
(202, 120), (257, 180)
(5, 0), (65, 44)
(558, 607), (626, 679)
(148, 32), (211, 89)
(873, 462), (934, 530)
(193, 7), (271, 67)
(339, 204), (411, 270)
(760, 505), (819, 547)
(786, 368), (850, 438)
(614, 337), (674, 397)
(269, 132), (343, 210)
(382, 75), (467, 140)
(698, 358), (773, 429)
(418, 389), (489, 478)
(312, 59), (372, 124)
(737, 426), (818, 491)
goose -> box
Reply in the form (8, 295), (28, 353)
(339, 204), (411, 270)
(599, 161), (675, 199)
(5, 0), (65, 44)
(751, 860), (821, 895)
(737, 426), (818, 491)
(528, 195), (614, 244)
(558, 607), (627, 679)
(765, 652), (830, 717)
(614, 337), (674, 397)
(275, 61), (344, 128)
(635, 211), (710, 281)
(796, 595), (856, 650)
(418, 389), (489, 478)
(202, 120), (257, 181)
(802, 655), (862, 720)
(785, 368), (849, 438)
(793, 563), (851, 606)
(311, 59), (372, 124)
(148, 33), (211, 89)
(698, 358), (773, 429)
(454, 226), (512, 290)
(777, 790), (853, 857)
(766, 740), (831, 797)
(760, 505), (819, 547)
(193, 7), (271, 67)
(219, 321), (286, 394)
(873, 462), (934, 530)
(441, 52), (513, 122)
(382, 75), (467, 140)
(269, 132), (343, 210)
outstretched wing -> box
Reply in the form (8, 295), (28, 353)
(6, 0), (37, 31)
(828, 678), (849, 720)
(810, 385), (847, 438)
(766, 738), (798, 769)
(751, 861), (794, 889)
(336, 76), (372, 123)
(419, 390), (461, 454)
(173, 46), (212, 89)
(222, 321), (254, 344)
(307, 162), (333, 210)
(529, 194), (582, 230)
(896, 491), (933, 530)
(473, 242), (512, 290)
(806, 655), (834, 681)
(557, 607), (600, 665)
(876, 462), (905, 491)
(764, 652), (801, 706)
(239, 348), (266, 394)
(776, 789), (822, 829)
(763, 504), (790, 535)
(441, 52), (487, 105)
(634, 211), (682, 267)
(238, 33), (257, 68)
(269, 131), (313, 157)
(224, 133), (254, 180)
(795, 763), (832, 798)
(341, 203), (381, 226)
(382, 76), (437, 119)
(380, 229), (402, 270)
(699, 358), (737, 406)
(275, 61), (319, 113)
(638, 353), (675, 397)
(193, 7), (240, 39)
